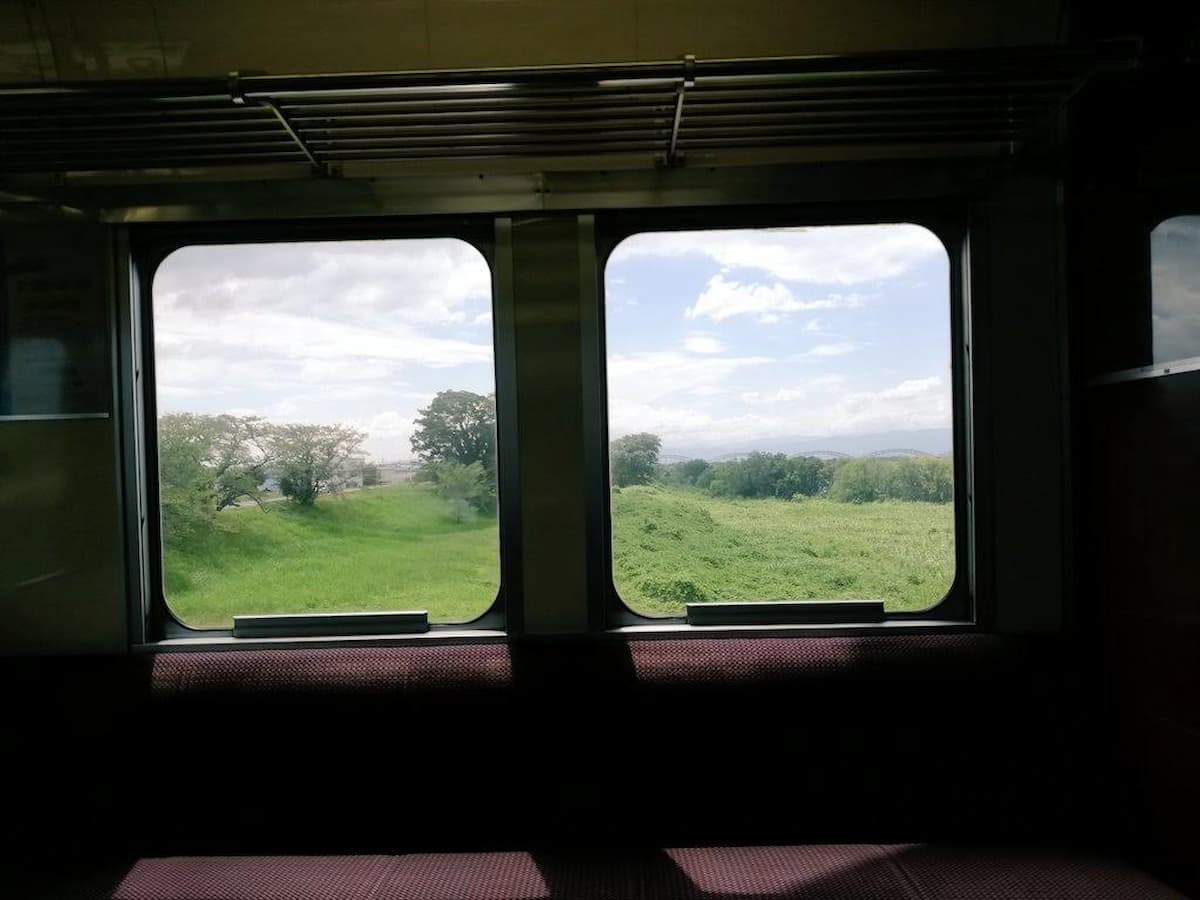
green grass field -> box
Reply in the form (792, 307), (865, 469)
(611, 485), (955, 615)
(164, 481), (955, 627)
(164, 482), (500, 628)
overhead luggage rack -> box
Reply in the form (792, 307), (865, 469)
(0, 44), (1134, 176)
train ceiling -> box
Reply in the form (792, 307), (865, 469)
(0, 45), (1129, 178)
(0, 0), (1065, 84)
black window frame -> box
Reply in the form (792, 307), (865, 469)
(124, 217), (516, 643)
(587, 204), (974, 629)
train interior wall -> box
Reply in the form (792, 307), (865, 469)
(1, 2), (1199, 899)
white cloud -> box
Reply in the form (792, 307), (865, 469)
(156, 238), (491, 326)
(873, 376), (942, 400)
(609, 403), (790, 450)
(610, 374), (950, 452)
(355, 411), (418, 461)
(740, 375), (847, 405)
(611, 224), (945, 286)
(683, 333), (724, 354)
(607, 350), (772, 407)
(685, 274), (864, 323)
(151, 239), (497, 462)
(795, 342), (858, 359)
(828, 377), (949, 434)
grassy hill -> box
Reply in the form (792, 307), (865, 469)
(611, 485), (955, 615)
(164, 482), (500, 628)
(163, 481), (955, 628)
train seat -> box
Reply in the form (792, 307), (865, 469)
(1, 636), (1191, 898)
(5, 846), (1188, 899)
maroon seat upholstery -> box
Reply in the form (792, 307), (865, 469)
(4, 846), (1189, 900)
(1, 637), (1190, 896)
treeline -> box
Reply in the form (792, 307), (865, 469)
(611, 433), (952, 503)
(158, 413), (367, 539)
(159, 390), (502, 541)
(672, 453), (954, 503)
(659, 453), (953, 503)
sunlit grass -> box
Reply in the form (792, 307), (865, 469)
(164, 481), (956, 627)
(163, 482), (500, 628)
(611, 484), (955, 615)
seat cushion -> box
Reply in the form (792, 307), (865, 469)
(6, 845), (1187, 900)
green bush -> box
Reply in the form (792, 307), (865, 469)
(703, 452), (835, 500)
(886, 457), (954, 503)
(611, 433), (662, 487)
(639, 577), (712, 604)
(658, 458), (712, 486)
(426, 460), (495, 520)
(830, 455), (953, 503)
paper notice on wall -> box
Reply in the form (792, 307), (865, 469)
(1, 232), (110, 418)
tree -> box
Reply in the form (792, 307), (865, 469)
(659, 458), (712, 486)
(678, 458), (712, 484)
(610, 432), (661, 487)
(780, 455), (835, 498)
(157, 413), (275, 538)
(410, 390), (496, 472)
(429, 460), (489, 522)
(361, 463), (381, 487)
(829, 457), (891, 503)
(158, 413), (218, 540)
(207, 415), (274, 510)
(268, 423), (366, 506)
(886, 456), (953, 503)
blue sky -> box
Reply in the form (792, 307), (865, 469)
(153, 225), (952, 462)
(605, 225), (952, 457)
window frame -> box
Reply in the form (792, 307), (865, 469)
(123, 218), (516, 643)
(587, 205), (974, 630)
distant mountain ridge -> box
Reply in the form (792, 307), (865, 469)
(660, 428), (953, 462)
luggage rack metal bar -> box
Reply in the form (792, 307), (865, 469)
(0, 44), (1135, 174)
(230, 72), (328, 174)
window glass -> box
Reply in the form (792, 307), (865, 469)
(152, 239), (499, 627)
(1151, 215), (1200, 364)
(605, 224), (955, 616)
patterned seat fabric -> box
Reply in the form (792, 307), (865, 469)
(1, 637), (1188, 896)
(5, 846), (1189, 900)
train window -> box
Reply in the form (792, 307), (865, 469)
(150, 238), (500, 629)
(1151, 215), (1200, 364)
(604, 224), (957, 619)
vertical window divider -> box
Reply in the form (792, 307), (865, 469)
(577, 213), (609, 631)
(493, 216), (524, 636)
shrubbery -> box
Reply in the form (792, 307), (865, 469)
(656, 450), (953, 504)
(610, 433), (662, 487)
(419, 459), (496, 521)
(158, 414), (368, 542)
(829, 456), (952, 503)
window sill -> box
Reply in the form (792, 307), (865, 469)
(607, 619), (975, 639)
(134, 628), (508, 653)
